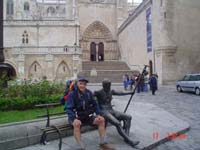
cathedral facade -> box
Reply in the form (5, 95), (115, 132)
(3, 0), (135, 81)
(3, 0), (200, 84)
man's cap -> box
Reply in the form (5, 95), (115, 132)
(77, 76), (89, 83)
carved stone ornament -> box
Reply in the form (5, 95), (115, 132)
(90, 0), (105, 3)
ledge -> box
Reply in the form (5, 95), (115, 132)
(0, 116), (96, 150)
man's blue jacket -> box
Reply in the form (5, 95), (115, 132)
(66, 89), (102, 122)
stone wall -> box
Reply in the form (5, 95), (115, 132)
(154, 0), (200, 84)
(169, 0), (200, 78)
(4, 20), (77, 47)
(3, 46), (82, 81)
(3, 0), (73, 20)
(3, 0), (81, 81)
(118, 0), (154, 72)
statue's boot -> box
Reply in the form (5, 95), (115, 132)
(124, 139), (140, 148)
(116, 125), (139, 148)
(104, 113), (139, 148)
(123, 119), (131, 136)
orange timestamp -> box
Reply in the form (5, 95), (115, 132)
(153, 132), (187, 140)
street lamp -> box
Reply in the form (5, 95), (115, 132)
(0, 0), (4, 62)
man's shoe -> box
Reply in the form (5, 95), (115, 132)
(124, 139), (140, 147)
(99, 143), (115, 150)
(75, 142), (86, 150)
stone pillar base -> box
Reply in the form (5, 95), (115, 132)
(155, 46), (177, 85)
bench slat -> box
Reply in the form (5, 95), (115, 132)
(41, 124), (72, 131)
(37, 112), (66, 118)
(35, 103), (61, 108)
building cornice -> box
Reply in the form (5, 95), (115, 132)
(3, 19), (80, 27)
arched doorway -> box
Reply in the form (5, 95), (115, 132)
(98, 42), (104, 61)
(0, 63), (16, 87)
(81, 21), (118, 61)
(90, 42), (96, 61)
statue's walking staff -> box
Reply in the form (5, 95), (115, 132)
(124, 65), (149, 113)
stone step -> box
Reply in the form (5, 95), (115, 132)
(78, 70), (136, 83)
(79, 61), (135, 83)
(79, 70), (134, 76)
(82, 61), (130, 71)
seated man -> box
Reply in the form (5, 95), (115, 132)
(94, 79), (139, 147)
(66, 77), (115, 150)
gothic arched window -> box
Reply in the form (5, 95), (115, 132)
(34, 64), (37, 72)
(63, 66), (66, 72)
(47, 7), (56, 16)
(22, 31), (29, 44)
(24, 2), (30, 11)
(7, 0), (14, 15)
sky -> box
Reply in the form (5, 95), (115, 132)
(36, 0), (143, 4)
(128, 0), (143, 3)
(36, 0), (66, 3)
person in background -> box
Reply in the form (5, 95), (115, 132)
(129, 75), (135, 90)
(123, 74), (129, 90)
(135, 74), (141, 93)
(144, 76), (149, 92)
(149, 74), (158, 95)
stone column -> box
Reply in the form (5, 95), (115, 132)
(116, 0), (127, 28)
(66, 0), (73, 20)
(45, 53), (54, 81)
(96, 43), (98, 62)
(155, 46), (177, 85)
(17, 51), (25, 79)
(155, 0), (177, 85)
(73, 0), (78, 20)
(72, 47), (82, 79)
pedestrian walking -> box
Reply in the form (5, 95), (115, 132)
(123, 74), (129, 90)
(149, 74), (158, 95)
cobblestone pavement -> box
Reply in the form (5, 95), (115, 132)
(94, 84), (200, 150)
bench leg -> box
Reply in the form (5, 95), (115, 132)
(51, 126), (62, 150)
(40, 131), (47, 145)
(40, 126), (62, 150)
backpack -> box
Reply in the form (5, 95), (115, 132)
(60, 80), (77, 105)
